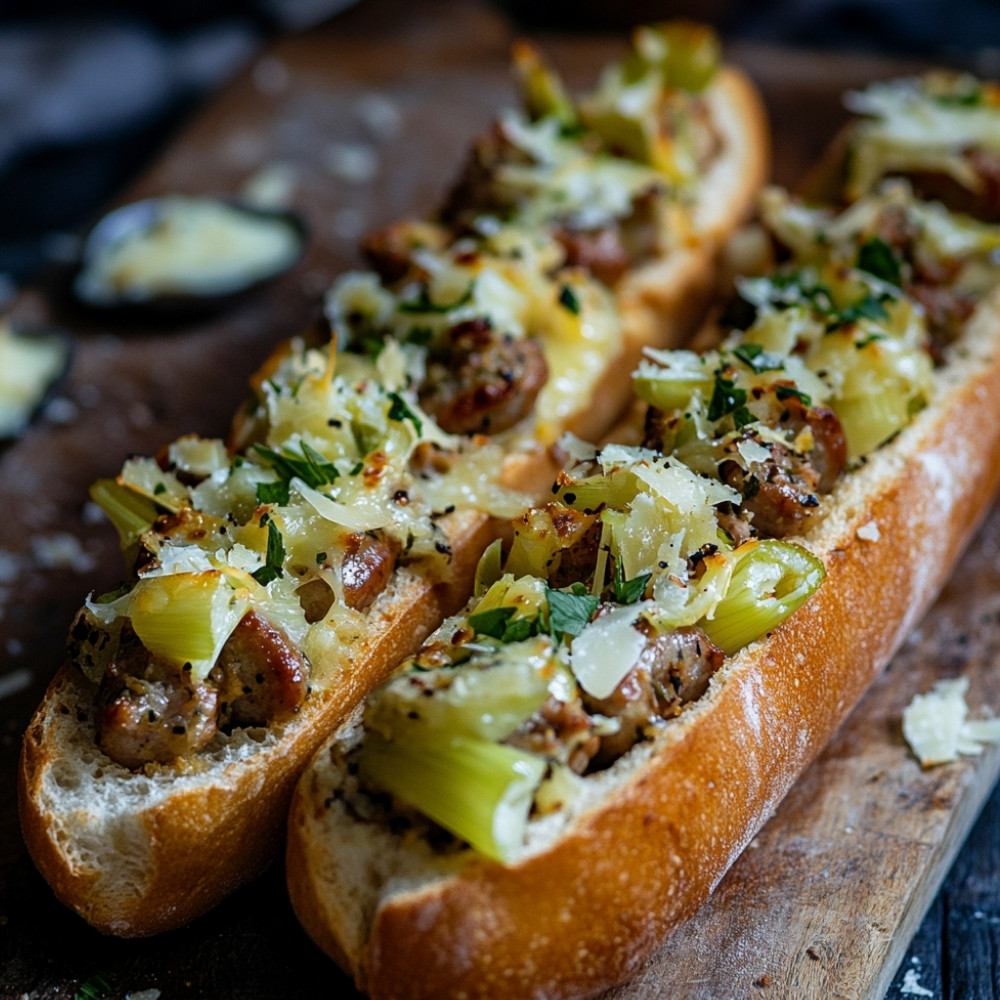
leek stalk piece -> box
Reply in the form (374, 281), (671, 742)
(358, 731), (547, 863)
(512, 41), (577, 128)
(365, 642), (554, 744)
(835, 384), (919, 460)
(128, 571), (249, 680)
(89, 478), (159, 557)
(700, 540), (825, 655)
(632, 368), (712, 412)
(473, 538), (504, 597)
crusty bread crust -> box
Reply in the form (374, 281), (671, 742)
(17, 509), (496, 937)
(285, 290), (1000, 996)
(18, 61), (768, 939)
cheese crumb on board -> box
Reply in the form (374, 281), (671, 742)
(902, 677), (1000, 767)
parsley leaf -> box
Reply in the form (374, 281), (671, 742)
(256, 479), (290, 505)
(828, 292), (892, 329)
(732, 343), (785, 373)
(75, 973), (112, 1000)
(466, 605), (539, 642)
(467, 606), (516, 639)
(546, 586), (599, 638)
(707, 374), (748, 422)
(856, 236), (902, 287)
(388, 392), (424, 437)
(252, 514), (286, 586)
(775, 384), (813, 407)
(253, 442), (339, 503)
(558, 284), (581, 315)
(613, 562), (651, 605)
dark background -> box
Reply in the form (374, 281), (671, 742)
(2, 0), (1000, 291)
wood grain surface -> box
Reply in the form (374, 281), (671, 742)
(1, 2), (997, 998)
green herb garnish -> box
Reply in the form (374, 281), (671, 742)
(856, 236), (902, 287)
(827, 291), (892, 330)
(732, 343), (785, 373)
(613, 561), (651, 605)
(775, 384), (813, 407)
(546, 586), (599, 639)
(388, 392), (424, 437)
(74, 974), (112, 1000)
(558, 284), (581, 315)
(253, 442), (339, 501)
(252, 514), (286, 586)
(707, 374), (749, 422)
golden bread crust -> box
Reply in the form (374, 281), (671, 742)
(285, 293), (1000, 999)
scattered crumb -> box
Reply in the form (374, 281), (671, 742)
(81, 501), (107, 526)
(323, 142), (380, 184)
(857, 520), (880, 542)
(900, 968), (935, 996)
(30, 532), (96, 573)
(242, 162), (297, 210)
(355, 92), (402, 141)
(43, 396), (79, 425)
(0, 667), (32, 700)
(0, 550), (19, 584)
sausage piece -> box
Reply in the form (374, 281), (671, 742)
(582, 623), (725, 769)
(211, 611), (308, 729)
(96, 626), (219, 769)
(418, 318), (549, 436)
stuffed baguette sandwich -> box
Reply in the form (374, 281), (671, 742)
(18, 24), (768, 937)
(286, 72), (1000, 1000)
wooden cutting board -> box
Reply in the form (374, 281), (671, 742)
(1, 3), (997, 997)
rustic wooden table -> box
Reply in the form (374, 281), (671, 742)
(1, 2), (998, 997)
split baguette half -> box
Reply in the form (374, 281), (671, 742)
(285, 73), (1000, 997)
(17, 39), (768, 937)
(286, 261), (1000, 1000)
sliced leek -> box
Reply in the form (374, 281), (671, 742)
(89, 478), (160, 556)
(358, 731), (547, 862)
(128, 571), (249, 680)
(365, 639), (554, 743)
(700, 540), (825, 655)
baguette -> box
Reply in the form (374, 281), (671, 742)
(17, 24), (767, 937)
(286, 72), (1000, 1000)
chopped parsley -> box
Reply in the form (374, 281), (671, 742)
(466, 605), (539, 643)
(253, 441), (339, 506)
(708, 373), (752, 428)
(732, 342), (785, 373)
(613, 562), (651, 605)
(775, 384), (813, 407)
(74, 973), (112, 1000)
(558, 284), (581, 315)
(405, 325), (434, 347)
(252, 514), (286, 586)
(856, 236), (902, 287)
(827, 291), (892, 330)
(388, 392), (424, 437)
(546, 584), (599, 639)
